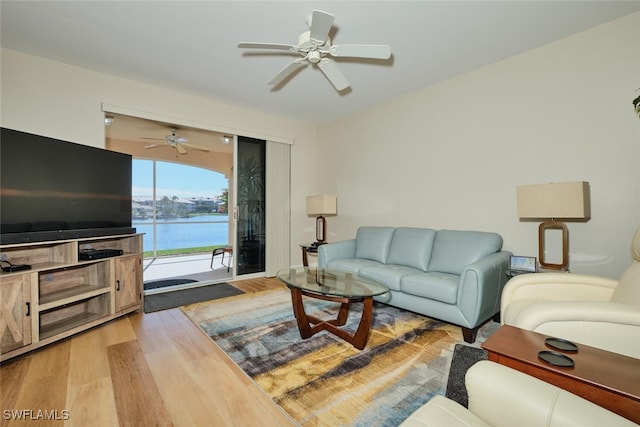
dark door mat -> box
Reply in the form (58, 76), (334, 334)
(144, 278), (198, 290)
(144, 282), (244, 313)
(445, 344), (488, 407)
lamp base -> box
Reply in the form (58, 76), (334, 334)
(316, 216), (327, 244)
(538, 220), (569, 270)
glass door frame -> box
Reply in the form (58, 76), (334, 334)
(233, 136), (267, 277)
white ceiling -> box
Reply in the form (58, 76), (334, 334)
(2, 1), (640, 125)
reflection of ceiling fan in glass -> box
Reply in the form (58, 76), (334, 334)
(142, 128), (210, 154)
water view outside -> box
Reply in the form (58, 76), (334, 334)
(133, 159), (229, 254)
(133, 215), (230, 252)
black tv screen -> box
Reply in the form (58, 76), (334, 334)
(1, 128), (135, 244)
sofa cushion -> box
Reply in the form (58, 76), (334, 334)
(428, 230), (503, 275)
(354, 226), (396, 263)
(387, 227), (436, 271)
(400, 272), (459, 304)
(326, 258), (382, 274)
(359, 264), (422, 291)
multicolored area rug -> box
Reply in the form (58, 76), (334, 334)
(181, 289), (494, 426)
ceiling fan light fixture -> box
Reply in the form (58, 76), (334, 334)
(307, 50), (321, 64)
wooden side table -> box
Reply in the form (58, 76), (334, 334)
(300, 243), (323, 267)
(481, 325), (640, 423)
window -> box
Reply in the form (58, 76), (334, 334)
(132, 159), (229, 256)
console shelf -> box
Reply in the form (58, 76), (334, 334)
(0, 233), (143, 361)
(38, 285), (111, 310)
(39, 293), (111, 340)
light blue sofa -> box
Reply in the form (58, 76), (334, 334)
(318, 226), (511, 342)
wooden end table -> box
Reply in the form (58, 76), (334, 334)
(300, 243), (324, 267)
(276, 267), (388, 350)
(481, 325), (640, 423)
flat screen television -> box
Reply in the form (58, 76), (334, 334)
(1, 127), (135, 244)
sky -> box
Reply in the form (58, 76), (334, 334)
(132, 159), (228, 199)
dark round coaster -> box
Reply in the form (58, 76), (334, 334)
(545, 337), (578, 352)
(538, 350), (575, 367)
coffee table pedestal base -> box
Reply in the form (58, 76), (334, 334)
(290, 288), (373, 350)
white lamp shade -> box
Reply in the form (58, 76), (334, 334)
(306, 195), (337, 216)
(517, 181), (590, 219)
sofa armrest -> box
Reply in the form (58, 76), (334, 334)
(399, 395), (491, 427)
(500, 273), (618, 314)
(467, 361), (637, 427)
(456, 251), (511, 327)
(507, 301), (640, 329)
(503, 301), (640, 358)
(318, 239), (356, 269)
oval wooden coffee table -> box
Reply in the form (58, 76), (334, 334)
(277, 267), (388, 350)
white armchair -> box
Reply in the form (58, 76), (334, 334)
(401, 361), (637, 427)
(501, 227), (640, 358)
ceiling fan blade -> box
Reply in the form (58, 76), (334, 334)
(318, 58), (349, 91)
(329, 44), (391, 59)
(141, 137), (164, 141)
(268, 59), (307, 86)
(309, 10), (334, 43)
(238, 42), (298, 53)
(183, 143), (210, 152)
(144, 143), (162, 149)
(175, 144), (187, 154)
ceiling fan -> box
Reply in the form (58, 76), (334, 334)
(142, 128), (210, 155)
(237, 9), (391, 91)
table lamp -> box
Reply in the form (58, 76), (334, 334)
(517, 181), (590, 270)
(306, 195), (337, 244)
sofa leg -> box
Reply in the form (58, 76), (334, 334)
(492, 312), (501, 323)
(462, 327), (478, 343)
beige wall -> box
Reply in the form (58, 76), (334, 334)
(2, 12), (638, 277)
(0, 48), (319, 265)
(317, 12), (640, 278)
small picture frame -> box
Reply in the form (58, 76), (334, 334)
(509, 255), (537, 273)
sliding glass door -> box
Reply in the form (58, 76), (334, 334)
(236, 137), (266, 275)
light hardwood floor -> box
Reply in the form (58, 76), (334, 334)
(0, 278), (296, 427)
